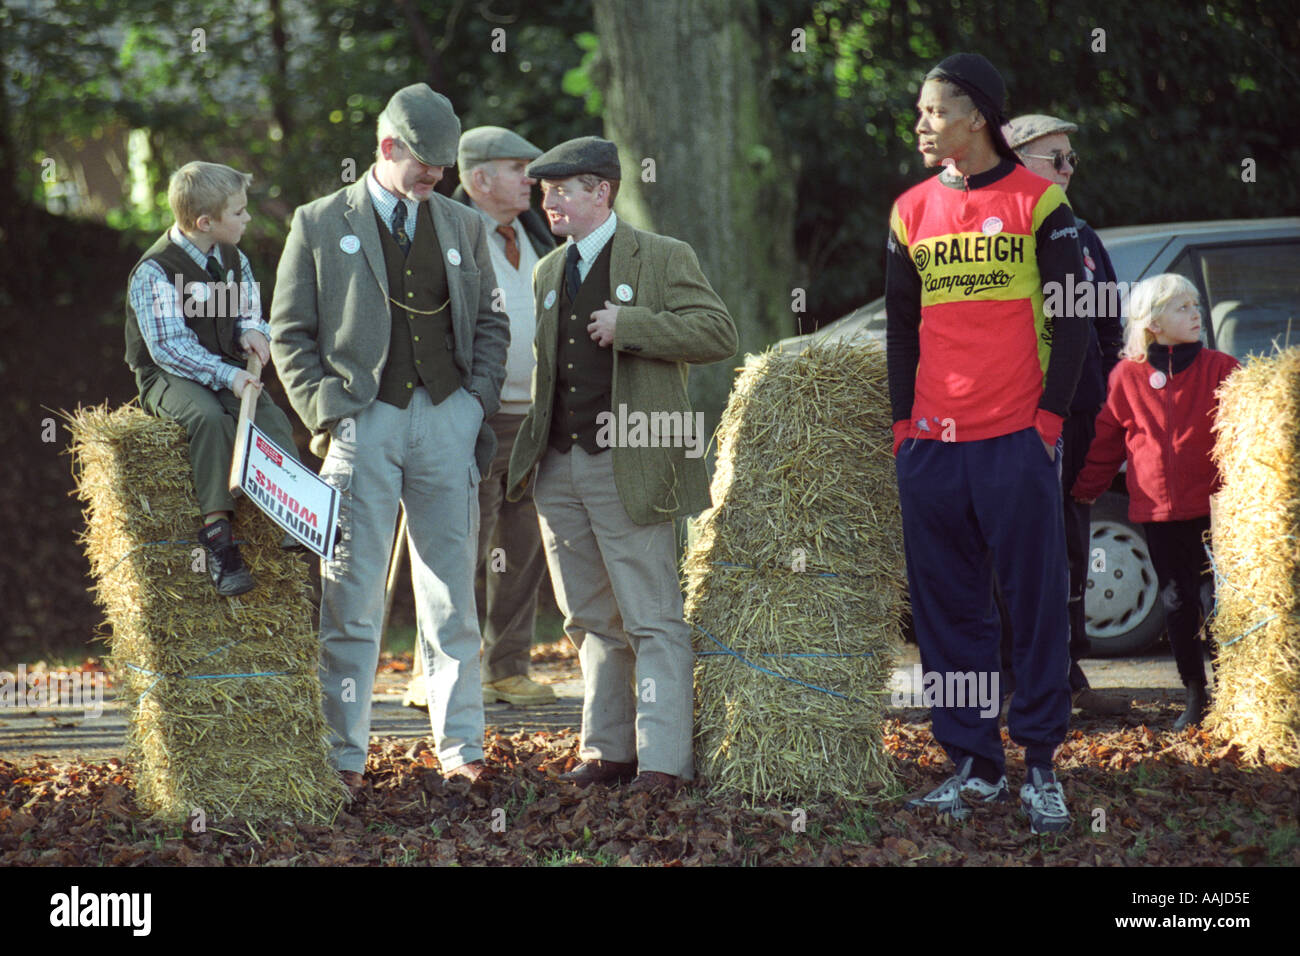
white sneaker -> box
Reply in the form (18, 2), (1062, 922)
(962, 772), (1009, 805)
(905, 757), (1006, 819)
(1020, 767), (1070, 834)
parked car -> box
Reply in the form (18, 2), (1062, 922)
(778, 217), (1300, 655)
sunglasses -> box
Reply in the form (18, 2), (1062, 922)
(1021, 150), (1079, 173)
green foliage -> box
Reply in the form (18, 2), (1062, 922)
(561, 31), (604, 115)
(4, 0), (595, 253)
(758, 0), (1300, 328)
(4, 0), (1297, 337)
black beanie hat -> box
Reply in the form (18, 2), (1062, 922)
(925, 53), (1022, 165)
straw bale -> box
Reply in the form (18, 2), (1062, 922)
(686, 343), (907, 803)
(66, 402), (345, 822)
(1205, 347), (1300, 766)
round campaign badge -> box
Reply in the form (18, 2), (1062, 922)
(1149, 370), (1167, 390)
(186, 281), (211, 302)
(615, 283), (634, 303)
(543, 290), (557, 310)
(447, 248), (462, 266)
(339, 235), (360, 254)
(981, 216), (1003, 236)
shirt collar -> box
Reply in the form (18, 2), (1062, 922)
(571, 211), (618, 263)
(469, 199), (518, 239)
(1147, 340), (1202, 375)
(937, 157), (1016, 191)
(366, 166), (418, 223)
(169, 225), (220, 269)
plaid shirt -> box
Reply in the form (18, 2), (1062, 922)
(127, 226), (267, 391)
(570, 211), (618, 281)
(366, 167), (420, 242)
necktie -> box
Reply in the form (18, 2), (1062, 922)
(565, 243), (581, 301)
(496, 224), (520, 269)
(391, 202), (411, 255)
(205, 254), (224, 282)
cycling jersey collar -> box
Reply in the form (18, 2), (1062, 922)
(937, 157), (1017, 191)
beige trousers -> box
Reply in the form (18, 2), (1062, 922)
(533, 445), (693, 778)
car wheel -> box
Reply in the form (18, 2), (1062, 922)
(1084, 493), (1166, 656)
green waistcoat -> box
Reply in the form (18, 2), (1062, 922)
(124, 233), (246, 390)
(549, 243), (615, 454)
(375, 202), (459, 408)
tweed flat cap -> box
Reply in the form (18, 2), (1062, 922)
(1004, 114), (1079, 151)
(459, 126), (543, 169)
(380, 83), (460, 167)
(527, 136), (621, 181)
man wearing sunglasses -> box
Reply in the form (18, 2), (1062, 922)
(1004, 114), (1127, 718)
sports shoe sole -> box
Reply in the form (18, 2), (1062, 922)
(1020, 795), (1070, 834)
(214, 573), (255, 597)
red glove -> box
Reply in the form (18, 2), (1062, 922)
(1034, 408), (1064, 452)
(892, 420), (911, 456)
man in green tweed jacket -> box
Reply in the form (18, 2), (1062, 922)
(507, 136), (736, 792)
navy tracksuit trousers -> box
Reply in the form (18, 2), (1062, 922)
(896, 427), (1071, 776)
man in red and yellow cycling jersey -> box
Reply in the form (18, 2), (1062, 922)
(886, 53), (1088, 834)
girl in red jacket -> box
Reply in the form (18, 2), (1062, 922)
(1071, 274), (1239, 729)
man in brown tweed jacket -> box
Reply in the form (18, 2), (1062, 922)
(508, 136), (736, 792)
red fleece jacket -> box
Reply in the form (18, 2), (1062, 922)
(1071, 343), (1240, 522)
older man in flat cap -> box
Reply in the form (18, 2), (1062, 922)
(403, 126), (558, 710)
(507, 136), (736, 792)
(1000, 114), (1128, 719)
(887, 55), (1089, 833)
(271, 84), (509, 792)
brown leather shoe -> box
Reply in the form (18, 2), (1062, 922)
(627, 771), (680, 794)
(558, 759), (636, 787)
(444, 760), (496, 784)
(339, 770), (366, 800)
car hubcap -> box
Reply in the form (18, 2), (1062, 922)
(1085, 519), (1160, 641)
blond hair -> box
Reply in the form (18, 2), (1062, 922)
(1121, 273), (1201, 363)
(168, 162), (251, 232)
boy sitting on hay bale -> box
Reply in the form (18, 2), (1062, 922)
(125, 161), (301, 596)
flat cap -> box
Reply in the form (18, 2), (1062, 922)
(380, 83), (460, 167)
(1004, 114), (1078, 151)
(459, 126), (543, 169)
(527, 136), (621, 181)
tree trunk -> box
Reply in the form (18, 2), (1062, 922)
(267, 0), (293, 140)
(592, 0), (796, 421)
(398, 0), (449, 92)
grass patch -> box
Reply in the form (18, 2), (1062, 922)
(537, 848), (620, 867)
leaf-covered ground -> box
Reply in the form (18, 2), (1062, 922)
(2, 703), (1297, 867)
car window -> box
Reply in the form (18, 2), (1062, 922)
(1170, 241), (1300, 358)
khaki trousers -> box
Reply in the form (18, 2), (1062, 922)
(139, 369), (299, 516)
(476, 413), (547, 681)
(533, 445), (693, 778)
(318, 387), (485, 773)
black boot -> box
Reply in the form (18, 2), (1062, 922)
(198, 519), (255, 596)
(280, 532), (309, 552)
(1173, 681), (1208, 731)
